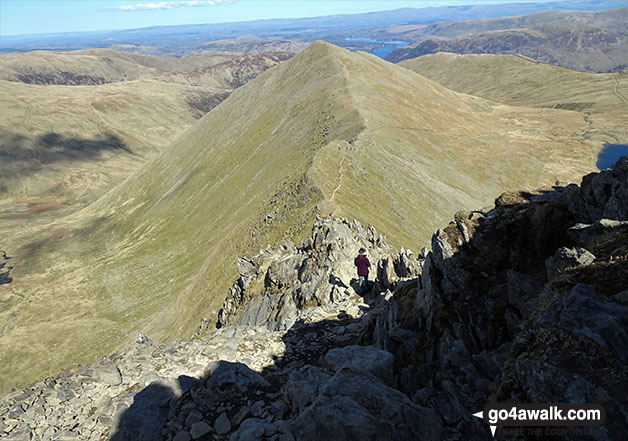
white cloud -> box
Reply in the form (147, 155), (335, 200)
(118, 0), (233, 11)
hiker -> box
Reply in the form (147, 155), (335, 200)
(354, 248), (371, 293)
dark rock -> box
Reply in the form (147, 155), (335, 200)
(214, 412), (231, 434)
(506, 269), (542, 316)
(173, 431), (192, 441)
(205, 361), (270, 393)
(545, 246), (596, 280)
(292, 369), (442, 441)
(322, 345), (394, 386)
(538, 283), (628, 362)
(190, 421), (211, 440)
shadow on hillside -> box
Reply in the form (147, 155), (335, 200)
(108, 279), (388, 441)
(37, 132), (132, 154)
(0, 131), (131, 187)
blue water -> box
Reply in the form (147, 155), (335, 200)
(344, 37), (409, 59)
(596, 143), (628, 170)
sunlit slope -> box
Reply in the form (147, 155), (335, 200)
(399, 53), (628, 111)
(311, 48), (602, 245)
(0, 41), (362, 393)
(399, 53), (628, 142)
(0, 49), (235, 84)
(0, 78), (198, 198)
(0, 49), (289, 231)
(0, 42), (601, 394)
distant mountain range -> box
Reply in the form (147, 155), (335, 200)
(1, 0), (626, 55)
(386, 7), (628, 72)
(1, 41), (622, 394)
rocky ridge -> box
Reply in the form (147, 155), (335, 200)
(0, 218), (424, 441)
(1, 158), (627, 440)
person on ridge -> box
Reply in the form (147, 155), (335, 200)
(354, 248), (371, 293)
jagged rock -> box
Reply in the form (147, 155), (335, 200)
(270, 400), (289, 420)
(214, 412), (231, 434)
(574, 157), (628, 222)
(384, 159), (628, 440)
(229, 418), (271, 441)
(232, 406), (250, 426)
(545, 246), (596, 280)
(185, 410), (203, 428)
(568, 218), (628, 245)
(93, 364), (122, 386)
(322, 345), (394, 386)
(538, 283), (628, 362)
(217, 218), (395, 330)
(173, 431), (192, 441)
(292, 369), (442, 441)
(506, 269), (542, 316)
(190, 421), (211, 439)
(285, 366), (331, 413)
(237, 258), (259, 288)
(205, 361), (271, 393)
(250, 400), (264, 417)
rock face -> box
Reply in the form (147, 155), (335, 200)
(0, 218), (422, 441)
(370, 157), (628, 440)
(216, 217), (421, 331)
(1, 158), (627, 441)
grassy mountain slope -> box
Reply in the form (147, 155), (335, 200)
(0, 49), (239, 84)
(0, 42), (606, 394)
(398, 52), (628, 145)
(0, 49), (290, 234)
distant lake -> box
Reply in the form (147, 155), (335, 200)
(597, 143), (628, 170)
(345, 38), (409, 59)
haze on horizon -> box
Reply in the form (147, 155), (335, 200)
(1, 0), (558, 37)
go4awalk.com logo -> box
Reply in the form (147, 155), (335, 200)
(473, 396), (606, 437)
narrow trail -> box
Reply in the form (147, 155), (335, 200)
(612, 76), (627, 103)
(22, 105), (32, 124)
(329, 149), (346, 204)
(88, 101), (109, 128)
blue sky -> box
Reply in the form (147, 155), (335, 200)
(1, 0), (552, 37)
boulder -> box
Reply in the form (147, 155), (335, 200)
(292, 369), (442, 441)
(190, 421), (211, 440)
(545, 246), (595, 280)
(285, 366), (330, 413)
(538, 283), (628, 362)
(214, 412), (232, 435)
(205, 361), (270, 393)
(568, 219), (628, 246)
(322, 345), (394, 386)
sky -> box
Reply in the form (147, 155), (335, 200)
(0, 0), (554, 37)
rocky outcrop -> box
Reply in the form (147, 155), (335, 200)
(215, 217), (422, 331)
(0, 218), (423, 441)
(1, 159), (626, 441)
(365, 157), (628, 440)
(0, 251), (12, 285)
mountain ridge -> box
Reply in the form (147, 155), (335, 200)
(1, 157), (626, 440)
(386, 7), (628, 72)
(0, 41), (606, 394)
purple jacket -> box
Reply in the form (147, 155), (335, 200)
(354, 255), (371, 276)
